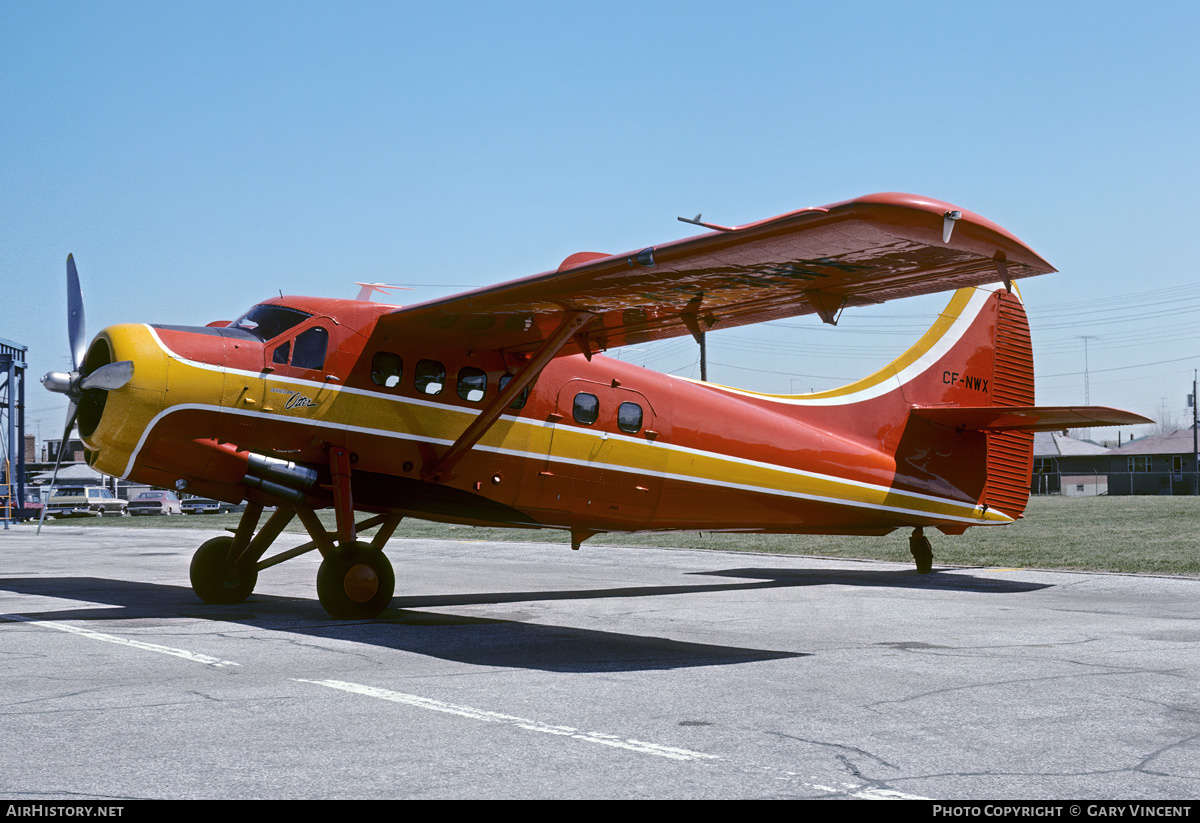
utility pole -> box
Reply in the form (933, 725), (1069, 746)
(1077, 335), (1098, 405)
(1193, 369), (1198, 495)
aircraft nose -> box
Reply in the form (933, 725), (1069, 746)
(75, 336), (133, 438)
(74, 324), (168, 476)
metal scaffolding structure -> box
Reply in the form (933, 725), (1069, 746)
(1, 336), (29, 526)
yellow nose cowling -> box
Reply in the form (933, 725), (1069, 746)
(81, 324), (169, 479)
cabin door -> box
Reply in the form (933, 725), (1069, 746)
(540, 378), (664, 524)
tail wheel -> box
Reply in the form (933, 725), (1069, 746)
(316, 541), (395, 619)
(190, 536), (258, 604)
(908, 529), (934, 574)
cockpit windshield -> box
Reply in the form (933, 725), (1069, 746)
(230, 305), (312, 341)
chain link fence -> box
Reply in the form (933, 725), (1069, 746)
(1032, 471), (1200, 496)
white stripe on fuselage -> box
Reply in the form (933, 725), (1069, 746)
(134, 316), (1009, 525)
(686, 286), (996, 405)
(122, 401), (1006, 526)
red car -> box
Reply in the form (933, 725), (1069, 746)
(127, 490), (183, 516)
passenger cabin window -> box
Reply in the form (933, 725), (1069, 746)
(292, 327), (328, 370)
(371, 352), (403, 388)
(617, 401), (643, 433)
(498, 374), (530, 409)
(573, 392), (599, 425)
(415, 360), (445, 395)
(457, 367), (487, 402)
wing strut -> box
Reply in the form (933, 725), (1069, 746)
(421, 311), (598, 483)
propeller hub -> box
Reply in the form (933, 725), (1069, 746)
(41, 371), (77, 396)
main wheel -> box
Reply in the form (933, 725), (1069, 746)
(190, 536), (258, 604)
(316, 542), (395, 619)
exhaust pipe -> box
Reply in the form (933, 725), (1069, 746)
(239, 453), (319, 504)
(246, 453), (318, 490)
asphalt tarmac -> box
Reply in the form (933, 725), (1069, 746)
(1, 524), (1196, 800)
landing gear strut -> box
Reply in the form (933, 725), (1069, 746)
(185, 461), (402, 619)
(909, 527), (933, 574)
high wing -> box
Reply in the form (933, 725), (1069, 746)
(376, 192), (1055, 357)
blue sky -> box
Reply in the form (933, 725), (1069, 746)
(3, 1), (1198, 443)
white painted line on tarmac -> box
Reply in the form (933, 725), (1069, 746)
(296, 678), (927, 799)
(1, 614), (241, 668)
(295, 677), (714, 760)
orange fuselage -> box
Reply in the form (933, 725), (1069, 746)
(79, 285), (1029, 537)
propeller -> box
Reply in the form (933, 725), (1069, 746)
(37, 255), (134, 534)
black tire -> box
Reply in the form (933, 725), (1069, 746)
(316, 542), (395, 619)
(908, 532), (934, 574)
(190, 536), (257, 604)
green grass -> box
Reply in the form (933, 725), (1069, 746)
(34, 495), (1200, 576)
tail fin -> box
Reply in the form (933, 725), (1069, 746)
(794, 284), (1030, 410)
(890, 284), (1147, 521)
(881, 284), (1037, 518)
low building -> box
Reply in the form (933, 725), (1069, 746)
(1106, 424), (1200, 495)
(1030, 432), (1110, 496)
(29, 463), (107, 487)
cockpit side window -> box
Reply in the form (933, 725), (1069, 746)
(292, 327), (328, 370)
(230, 305), (312, 341)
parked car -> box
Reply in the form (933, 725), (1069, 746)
(181, 497), (222, 515)
(45, 486), (127, 518)
(181, 497), (248, 514)
(19, 491), (44, 521)
(127, 490), (183, 516)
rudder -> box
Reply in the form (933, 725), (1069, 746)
(982, 288), (1035, 518)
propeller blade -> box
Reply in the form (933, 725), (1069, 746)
(36, 405), (79, 536)
(80, 361), (134, 391)
(67, 254), (87, 372)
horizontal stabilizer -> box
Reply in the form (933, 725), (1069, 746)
(911, 405), (1152, 432)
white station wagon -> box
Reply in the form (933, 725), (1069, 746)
(46, 486), (127, 518)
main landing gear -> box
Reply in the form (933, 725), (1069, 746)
(189, 503), (403, 618)
(188, 447), (403, 619)
(190, 535), (258, 604)
(908, 527), (934, 574)
(315, 541), (396, 619)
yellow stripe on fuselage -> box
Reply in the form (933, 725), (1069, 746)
(100, 323), (1014, 527)
(688, 286), (990, 405)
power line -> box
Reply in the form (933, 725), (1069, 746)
(1037, 353), (1200, 379)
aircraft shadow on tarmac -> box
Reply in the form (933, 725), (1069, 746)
(0, 567), (1049, 672)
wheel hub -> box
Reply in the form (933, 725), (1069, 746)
(343, 563), (380, 603)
